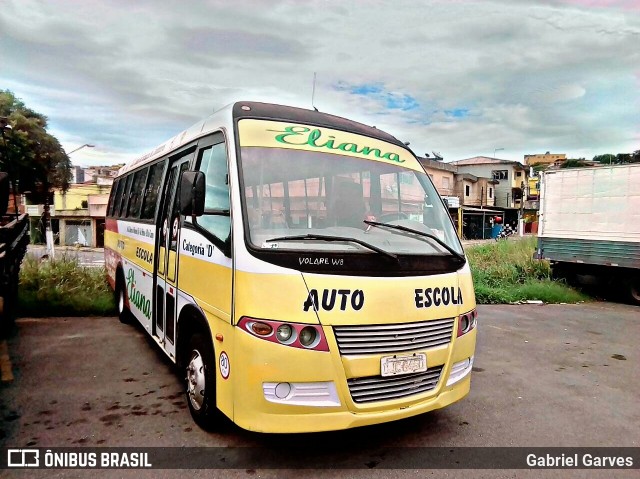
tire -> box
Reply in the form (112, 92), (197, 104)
(115, 271), (132, 324)
(185, 332), (219, 429)
(625, 275), (640, 306)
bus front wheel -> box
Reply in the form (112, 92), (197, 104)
(185, 332), (218, 429)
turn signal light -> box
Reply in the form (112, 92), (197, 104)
(250, 321), (273, 336)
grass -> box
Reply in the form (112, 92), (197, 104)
(18, 255), (116, 316)
(466, 236), (589, 304)
(13, 237), (585, 317)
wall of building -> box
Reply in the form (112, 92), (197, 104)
(454, 163), (526, 208)
(54, 184), (110, 211)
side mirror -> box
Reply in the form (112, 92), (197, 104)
(180, 170), (205, 217)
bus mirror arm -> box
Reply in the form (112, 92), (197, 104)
(180, 170), (206, 217)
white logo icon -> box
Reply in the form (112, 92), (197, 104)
(7, 449), (39, 467)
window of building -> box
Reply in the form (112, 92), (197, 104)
(489, 187), (493, 199)
(465, 184), (470, 197)
(516, 171), (522, 177)
(492, 170), (508, 180)
(442, 177), (450, 189)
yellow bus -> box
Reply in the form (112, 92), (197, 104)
(105, 101), (477, 433)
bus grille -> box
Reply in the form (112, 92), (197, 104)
(333, 318), (455, 356)
(347, 366), (444, 403)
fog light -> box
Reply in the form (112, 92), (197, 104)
(299, 327), (317, 347)
(276, 324), (293, 342)
(274, 382), (291, 399)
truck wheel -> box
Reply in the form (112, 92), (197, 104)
(185, 332), (218, 430)
(115, 272), (132, 324)
(551, 264), (577, 286)
(626, 276), (640, 306)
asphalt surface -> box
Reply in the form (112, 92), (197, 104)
(1, 302), (638, 478)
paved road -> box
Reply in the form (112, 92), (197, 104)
(1, 303), (638, 478)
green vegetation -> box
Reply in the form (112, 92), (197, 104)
(18, 256), (115, 316)
(467, 237), (588, 304)
(14, 237), (586, 317)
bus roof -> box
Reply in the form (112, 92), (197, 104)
(118, 101), (407, 177)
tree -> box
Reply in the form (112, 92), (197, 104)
(593, 152), (640, 165)
(0, 90), (71, 201)
(560, 159), (589, 169)
(592, 154), (616, 164)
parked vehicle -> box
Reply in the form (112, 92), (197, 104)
(105, 101), (478, 432)
(536, 164), (640, 305)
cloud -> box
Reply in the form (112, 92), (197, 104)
(0, 0), (637, 168)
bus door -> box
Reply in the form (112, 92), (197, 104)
(155, 152), (192, 358)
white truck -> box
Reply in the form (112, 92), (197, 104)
(536, 164), (640, 305)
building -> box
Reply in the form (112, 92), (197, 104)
(418, 157), (501, 239)
(25, 164), (118, 247)
(419, 157), (456, 197)
(52, 183), (111, 247)
(454, 173), (498, 208)
(524, 152), (566, 167)
(449, 156), (528, 209)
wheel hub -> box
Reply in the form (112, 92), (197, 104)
(186, 350), (206, 411)
(118, 289), (124, 313)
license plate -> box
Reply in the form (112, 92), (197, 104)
(380, 353), (427, 377)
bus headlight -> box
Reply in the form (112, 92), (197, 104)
(276, 324), (294, 342)
(238, 317), (329, 352)
(299, 327), (318, 347)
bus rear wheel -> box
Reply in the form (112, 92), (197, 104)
(115, 272), (132, 324)
(185, 332), (218, 429)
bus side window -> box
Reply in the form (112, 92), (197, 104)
(194, 142), (231, 245)
(118, 174), (133, 218)
(126, 167), (149, 218)
(107, 178), (119, 217)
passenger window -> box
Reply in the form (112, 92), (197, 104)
(126, 168), (149, 218)
(141, 160), (166, 220)
(117, 174), (133, 217)
(107, 179), (119, 217)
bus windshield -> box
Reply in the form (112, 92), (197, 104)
(239, 145), (463, 258)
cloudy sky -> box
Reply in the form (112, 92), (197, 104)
(1, 0), (638, 167)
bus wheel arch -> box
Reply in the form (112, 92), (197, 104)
(177, 306), (219, 429)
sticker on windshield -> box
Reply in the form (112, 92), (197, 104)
(238, 119), (422, 172)
(262, 242), (279, 249)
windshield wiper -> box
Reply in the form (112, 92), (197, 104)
(265, 234), (398, 261)
(363, 220), (466, 263)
